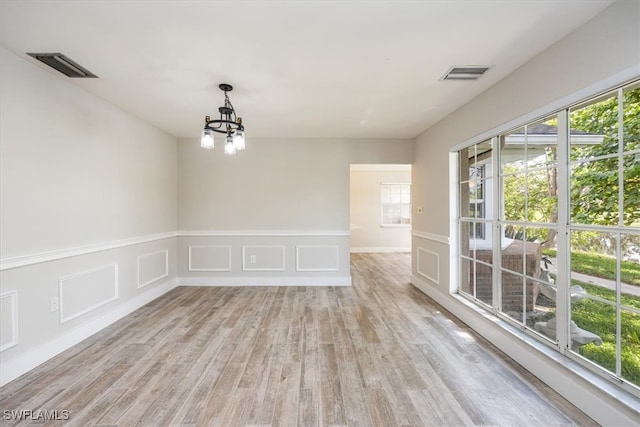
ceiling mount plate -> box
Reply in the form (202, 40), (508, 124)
(219, 83), (233, 92)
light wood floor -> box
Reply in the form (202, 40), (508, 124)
(0, 253), (596, 426)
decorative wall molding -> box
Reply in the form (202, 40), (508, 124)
(411, 230), (450, 245)
(416, 247), (440, 285)
(242, 246), (285, 272)
(188, 245), (232, 272)
(180, 276), (351, 287)
(178, 230), (350, 237)
(59, 264), (119, 324)
(0, 230), (349, 271)
(296, 245), (339, 272)
(137, 250), (169, 288)
(0, 231), (176, 271)
(0, 291), (18, 352)
(0, 278), (177, 387)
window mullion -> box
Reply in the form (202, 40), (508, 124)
(492, 136), (501, 310)
(555, 109), (570, 353)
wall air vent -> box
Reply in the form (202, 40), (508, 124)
(441, 66), (489, 81)
(27, 53), (97, 78)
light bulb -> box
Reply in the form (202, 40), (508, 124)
(233, 129), (245, 151)
(200, 128), (214, 149)
(224, 134), (236, 155)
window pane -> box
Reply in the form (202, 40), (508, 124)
(474, 261), (493, 305)
(459, 256), (473, 296)
(622, 82), (640, 153)
(570, 91), (617, 162)
(472, 225), (495, 265)
(623, 153), (640, 228)
(570, 230), (618, 262)
(570, 296), (616, 369)
(621, 233), (640, 279)
(570, 159), (619, 226)
(460, 221), (472, 258)
(501, 270), (529, 324)
(501, 127), (525, 172)
(502, 226), (525, 275)
(503, 173), (526, 221)
(621, 309), (640, 388)
(527, 169), (558, 223)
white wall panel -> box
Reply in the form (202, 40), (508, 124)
(137, 250), (169, 288)
(0, 291), (18, 351)
(59, 264), (118, 323)
(242, 246), (285, 271)
(188, 246), (231, 271)
(296, 246), (339, 271)
(416, 247), (440, 285)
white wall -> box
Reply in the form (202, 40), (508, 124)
(0, 47), (179, 385)
(411, 1), (640, 424)
(350, 165), (411, 252)
(177, 137), (413, 285)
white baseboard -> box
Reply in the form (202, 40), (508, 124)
(350, 247), (410, 253)
(179, 276), (352, 287)
(0, 278), (178, 387)
(409, 274), (640, 426)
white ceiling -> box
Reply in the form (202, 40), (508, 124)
(0, 0), (614, 140)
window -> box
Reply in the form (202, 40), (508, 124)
(470, 165), (486, 239)
(381, 183), (410, 226)
(456, 79), (640, 395)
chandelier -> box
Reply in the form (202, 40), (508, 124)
(200, 83), (246, 154)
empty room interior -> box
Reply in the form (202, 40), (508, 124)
(1, 1), (639, 425)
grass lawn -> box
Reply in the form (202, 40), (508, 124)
(542, 249), (640, 286)
(568, 281), (640, 387)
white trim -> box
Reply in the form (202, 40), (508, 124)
(137, 250), (169, 288)
(242, 246), (286, 272)
(350, 247), (411, 253)
(0, 230), (349, 271)
(0, 231), (176, 271)
(416, 247), (440, 285)
(178, 230), (350, 237)
(411, 230), (450, 245)
(409, 275), (640, 426)
(450, 66), (640, 152)
(295, 245), (339, 272)
(180, 276), (351, 287)
(188, 245), (232, 272)
(0, 278), (177, 387)
(0, 290), (19, 352)
(59, 264), (119, 324)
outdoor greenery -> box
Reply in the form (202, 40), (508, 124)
(569, 87), (640, 227)
(542, 249), (640, 286)
(500, 83), (640, 387)
(502, 86), (639, 255)
(571, 281), (640, 387)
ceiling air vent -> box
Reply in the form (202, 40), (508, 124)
(441, 66), (489, 81)
(27, 53), (97, 78)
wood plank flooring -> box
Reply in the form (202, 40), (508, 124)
(0, 253), (597, 426)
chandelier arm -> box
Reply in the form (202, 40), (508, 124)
(204, 119), (242, 134)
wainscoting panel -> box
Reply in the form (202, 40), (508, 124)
(59, 264), (119, 324)
(177, 233), (351, 286)
(0, 291), (18, 351)
(417, 247), (440, 285)
(188, 246), (231, 272)
(296, 245), (339, 271)
(137, 250), (169, 288)
(242, 246), (285, 272)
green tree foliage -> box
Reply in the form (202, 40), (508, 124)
(570, 87), (640, 226)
